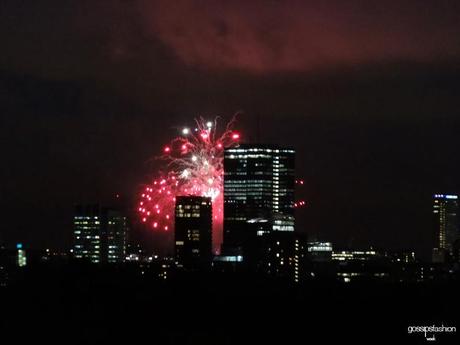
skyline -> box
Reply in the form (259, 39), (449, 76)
(2, 109), (460, 258)
(2, 3), (460, 342)
(1, 1), (460, 260)
(1, 122), (458, 260)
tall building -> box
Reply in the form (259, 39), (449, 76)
(258, 232), (304, 283)
(432, 194), (459, 262)
(175, 196), (212, 270)
(74, 205), (102, 263)
(105, 209), (128, 263)
(0, 245), (8, 287)
(223, 144), (295, 255)
(16, 243), (27, 267)
(73, 205), (128, 264)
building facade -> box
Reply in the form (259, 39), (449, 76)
(175, 196), (212, 270)
(223, 144), (295, 255)
(105, 209), (128, 263)
(73, 204), (128, 263)
(258, 231), (304, 283)
(432, 194), (459, 262)
(16, 243), (27, 267)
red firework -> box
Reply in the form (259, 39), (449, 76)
(139, 117), (240, 253)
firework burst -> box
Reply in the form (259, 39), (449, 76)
(138, 116), (240, 253)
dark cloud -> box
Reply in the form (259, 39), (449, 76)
(142, 0), (460, 72)
(0, 0), (173, 81)
(2, 0), (460, 78)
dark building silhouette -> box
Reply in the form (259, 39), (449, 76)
(432, 194), (459, 262)
(258, 231), (305, 283)
(73, 204), (128, 263)
(174, 196), (212, 270)
(0, 245), (10, 287)
(223, 144), (295, 256)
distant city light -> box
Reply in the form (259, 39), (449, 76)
(434, 194), (458, 200)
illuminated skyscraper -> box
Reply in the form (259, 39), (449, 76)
(223, 144), (295, 254)
(16, 243), (27, 267)
(73, 205), (128, 264)
(74, 205), (102, 263)
(175, 196), (212, 270)
(105, 209), (128, 263)
(432, 194), (459, 262)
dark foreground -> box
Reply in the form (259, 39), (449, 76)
(1, 264), (459, 344)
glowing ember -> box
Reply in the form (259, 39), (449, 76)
(138, 116), (240, 253)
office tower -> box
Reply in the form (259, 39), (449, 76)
(0, 245), (8, 287)
(175, 196), (212, 270)
(16, 243), (27, 267)
(307, 242), (333, 262)
(105, 209), (128, 263)
(432, 194), (459, 262)
(259, 231), (304, 283)
(73, 204), (128, 264)
(223, 144), (295, 254)
(74, 205), (102, 263)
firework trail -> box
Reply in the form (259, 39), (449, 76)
(138, 116), (241, 254)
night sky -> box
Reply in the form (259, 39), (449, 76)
(1, 0), (460, 258)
